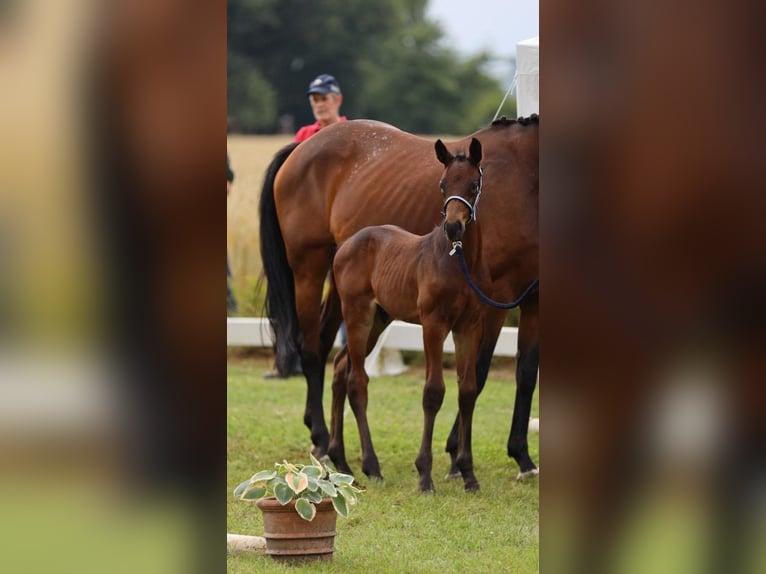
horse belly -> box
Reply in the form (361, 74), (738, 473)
(375, 296), (421, 325)
(370, 255), (421, 324)
(373, 281), (421, 324)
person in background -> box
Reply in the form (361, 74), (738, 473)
(227, 154), (238, 316)
(294, 74), (347, 142)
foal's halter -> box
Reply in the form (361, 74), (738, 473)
(441, 165), (483, 223)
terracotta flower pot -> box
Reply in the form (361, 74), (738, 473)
(256, 498), (337, 562)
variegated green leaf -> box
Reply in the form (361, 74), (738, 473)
(305, 489), (323, 503)
(285, 472), (309, 494)
(295, 498), (316, 521)
(267, 476), (284, 490)
(241, 486), (267, 500)
(249, 470), (276, 483)
(318, 480), (337, 497)
(309, 452), (323, 468)
(306, 476), (319, 491)
(274, 482), (293, 505)
(303, 465), (322, 478)
(332, 494), (349, 518)
(338, 485), (357, 505)
(329, 472), (355, 485)
(233, 479), (250, 498)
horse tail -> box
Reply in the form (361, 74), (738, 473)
(259, 141), (301, 375)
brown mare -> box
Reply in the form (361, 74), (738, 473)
(330, 138), (488, 492)
(259, 116), (539, 479)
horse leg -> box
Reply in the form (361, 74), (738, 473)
(452, 328), (481, 492)
(299, 276), (344, 459)
(321, 281), (347, 467)
(329, 306), (392, 477)
(508, 296), (540, 479)
(415, 324), (448, 492)
(445, 307), (505, 478)
(319, 277), (344, 360)
(291, 251), (333, 457)
(328, 345), (353, 475)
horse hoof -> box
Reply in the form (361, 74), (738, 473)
(444, 470), (462, 481)
(516, 467), (539, 481)
(464, 482), (480, 493)
(363, 466), (383, 481)
(310, 445), (330, 462)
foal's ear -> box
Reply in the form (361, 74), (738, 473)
(469, 137), (482, 165)
(434, 139), (453, 166)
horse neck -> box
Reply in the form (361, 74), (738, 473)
(457, 221), (482, 270)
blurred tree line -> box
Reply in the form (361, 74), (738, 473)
(228, 0), (516, 135)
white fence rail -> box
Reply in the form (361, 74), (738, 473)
(227, 318), (519, 357)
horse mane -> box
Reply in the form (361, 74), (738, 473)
(490, 113), (539, 127)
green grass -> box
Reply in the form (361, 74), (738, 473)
(227, 356), (539, 573)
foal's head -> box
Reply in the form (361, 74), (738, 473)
(434, 137), (483, 243)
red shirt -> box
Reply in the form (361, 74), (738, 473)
(294, 117), (347, 142)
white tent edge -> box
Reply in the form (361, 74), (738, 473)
(515, 36), (539, 118)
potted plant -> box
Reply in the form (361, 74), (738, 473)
(233, 453), (364, 562)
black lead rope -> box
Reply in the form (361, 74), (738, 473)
(450, 243), (539, 309)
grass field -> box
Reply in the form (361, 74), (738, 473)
(227, 354), (539, 573)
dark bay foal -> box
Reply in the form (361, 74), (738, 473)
(329, 138), (488, 492)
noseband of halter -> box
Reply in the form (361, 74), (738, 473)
(441, 166), (483, 223)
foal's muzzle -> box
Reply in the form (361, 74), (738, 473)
(444, 219), (465, 242)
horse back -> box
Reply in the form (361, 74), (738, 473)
(274, 117), (539, 298)
(274, 120), (445, 246)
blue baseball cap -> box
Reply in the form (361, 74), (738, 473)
(307, 74), (341, 96)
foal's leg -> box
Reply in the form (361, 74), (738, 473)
(344, 301), (385, 480)
(415, 323), (449, 492)
(452, 328), (481, 492)
(508, 296), (540, 479)
(445, 307), (506, 478)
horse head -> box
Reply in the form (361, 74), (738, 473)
(435, 137), (483, 243)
